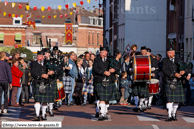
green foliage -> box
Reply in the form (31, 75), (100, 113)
(11, 47), (33, 62)
(0, 47), (14, 53)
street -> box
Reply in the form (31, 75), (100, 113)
(0, 100), (194, 129)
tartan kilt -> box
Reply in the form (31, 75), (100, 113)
(132, 82), (149, 98)
(51, 81), (59, 100)
(82, 81), (94, 94)
(165, 81), (185, 103)
(63, 76), (72, 94)
(33, 83), (54, 103)
(95, 83), (119, 101)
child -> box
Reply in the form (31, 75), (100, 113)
(119, 71), (132, 105)
(121, 55), (131, 81)
(82, 59), (94, 106)
(189, 77), (194, 105)
(129, 44), (137, 58)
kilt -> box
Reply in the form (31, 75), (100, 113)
(95, 83), (119, 101)
(51, 81), (59, 100)
(165, 81), (185, 103)
(63, 76), (72, 94)
(74, 82), (83, 97)
(82, 81), (94, 94)
(132, 82), (149, 98)
(33, 83), (53, 103)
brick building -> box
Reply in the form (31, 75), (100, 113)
(0, 2), (103, 55)
(167, 0), (185, 58)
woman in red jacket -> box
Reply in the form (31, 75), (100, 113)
(11, 59), (23, 106)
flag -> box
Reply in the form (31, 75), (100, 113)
(3, 12), (6, 16)
(20, 15), (23, 18)
(19, 4), (22, 9)
(26, 5), (30, 10)
(15, 15), (18, 18)
(58, 5), (61, 10)
(70, 12), (73, 15)
(73, 3), (76, 8)
(54, 15), (57, 18)
(65, 23), (73, 43)
(12, 14), (15, 18)
(41, 6), (45, 12)
(48, 6), (51, 11)
(34, 6), (37, 11)
(9, 14), (11, 17)
(87, 0), (91, 3)
(65, 14), (67, 17)
(42, 16), (45, 18)
(65, 4), (69, 9)
(80, 1), (84, 5)
(60, 14), (63, 18)
(12, 3), (15, 8)
(5, 1), (8, 6)
(48, 16), (51, 18)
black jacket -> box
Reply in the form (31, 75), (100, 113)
(150, 56), (159, 79)
(93, 57), (120, 83)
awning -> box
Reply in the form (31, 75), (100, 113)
(0, 33), (4, 41)
(15, 33), (22, 40)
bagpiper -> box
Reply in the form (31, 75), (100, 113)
(93, 46), (120, 121)
(162, 46), (191, 121)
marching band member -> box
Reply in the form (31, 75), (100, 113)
(144, 48), (159, 110)
(162, 46), (190, 122)
(93, 46), (120, 121)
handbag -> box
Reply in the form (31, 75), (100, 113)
(168, 78), (177, 91)
(39, 82), (46, 94)
(102, 77), (109, 87)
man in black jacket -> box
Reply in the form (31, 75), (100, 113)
(93, 47), (120, 121)
(162, 46), (191, 122)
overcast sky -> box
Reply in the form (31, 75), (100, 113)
(1, 0), (102, 10)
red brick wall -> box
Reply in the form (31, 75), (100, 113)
(0, 27), (26, 46)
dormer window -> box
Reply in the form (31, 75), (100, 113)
(35, 19), (41, 24)
(13, 17), (22, 25)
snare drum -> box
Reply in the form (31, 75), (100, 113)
(133, 56), (151, 82)
(55, 81), (66, 102)
(147, 79), (160, 94)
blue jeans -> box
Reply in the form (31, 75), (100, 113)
(70, 78), (75, 102)
(16, 85), (22, 103)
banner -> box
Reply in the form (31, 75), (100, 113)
(65, 23), (73, 44)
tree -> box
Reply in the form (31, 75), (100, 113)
(11, 47), (33, 62)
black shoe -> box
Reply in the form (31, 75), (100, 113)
(95, 112), (99, 118)
(147, 106), (151, 110)
(172, 116), (177, 121)
(166, 117), (172, 122)
(81, 103), (86, 106)
(49, 110), (54, 117)
(34, 116), (40, 121)
(41, 115), (47, 120)
(98, 116), (105, 121)
(133, 108), (139, 112)
(53, 106), (58, 110)
(104, 114), (108, 120)
(140, 109), (144, 112)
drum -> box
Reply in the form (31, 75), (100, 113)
(55, 81), (66, 102)
(133, 56), (151, 82)
(147, 79), (160, 94)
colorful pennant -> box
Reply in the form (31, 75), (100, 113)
(5, 1), (8, 6)
(80, 1), (84, 5)
(41, 6), (45, 12)
(87, 0), (91, 3)
(48, 6), (51, 11)
(70, 12), (73, 15)
(3, 12), (6, 16)
(34, 6), (37, 11)
(54, 15), (57, 18)
(65, 4), (69, 9)
(58, 5), (61, 10)
(65, 14), (67, 17)
(73, 3), (76, 8)
(60, 14), (63, 18)
(12, 3), (15, 8)
(26, 5), (30, 11)
(19, 4), (22, 9)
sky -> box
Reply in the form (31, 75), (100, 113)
(1, 0), (102, 10)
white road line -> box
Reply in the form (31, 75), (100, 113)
(152, 124), (160, 129)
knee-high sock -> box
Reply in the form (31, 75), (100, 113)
(99, 103), (106, 116)
(34, 103), (40, 116)
(166, 103), (173, 118)
(42, 105), (47, 116)
(172, 103), (179, 117)
(83, 94), (87, 104)
(134, 96), (139, 108)
(148, 95), (153, 106)
(139, 98), (145, 108)
(49, 103), (54, 111)
(144, 98), (148, 108)
(96, 100), (99, 113)
(105, 104), (109, 115)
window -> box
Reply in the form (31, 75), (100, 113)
(90, 18), (93, 24)
(93, 18), (96, 25)
(0, 33), (4, 45)
(35, 19), (41, 24)
(92, 32), (94, 46)
(13, 17), (22, 25)
(88, 32), (91, 45)
(15, 33), (22, 44)
(97, 33), (99, 46)
(33, 33), (41, 45)
(98, 19), (101, 25)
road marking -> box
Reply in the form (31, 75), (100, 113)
(182, 117), (194, 123)
(137, 115), (160, 121)
(152, 124), (160, 129)
(47, 116), (64, 121)
(1, 107), (21, 120)
(91, 115), (111, 121)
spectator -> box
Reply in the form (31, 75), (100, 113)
(82, 59), (94, 106)
(82, 52), (90, 69)
(129, 44), (137, 58)
(68, 52), (78, 104)
(74, 58), (84, 105)
(119, 71), (132, 105)
(0, 52), (12, 113)
(11, 59), (23, 107)
(121, 55), (131, 81)
(74, 54), (77, 62)
(90, 53), (96, 62)
(12, 52), (20, 60)
(189, 77), (194, 104)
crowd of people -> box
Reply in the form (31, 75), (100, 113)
(0, 44), (193, 122)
